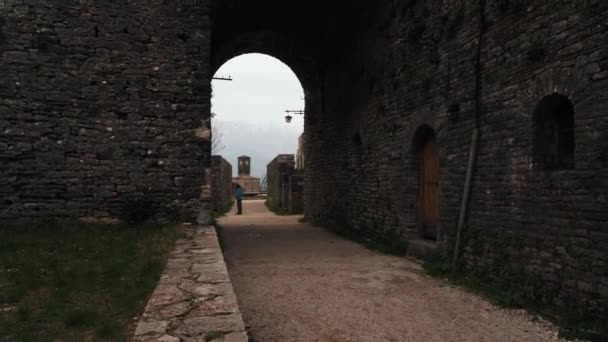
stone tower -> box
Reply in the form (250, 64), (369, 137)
(238, 156), (251, 176)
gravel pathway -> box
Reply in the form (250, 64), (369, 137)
(219, 200), (572, 342)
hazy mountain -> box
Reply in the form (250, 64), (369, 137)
(215, 119), (301, 178)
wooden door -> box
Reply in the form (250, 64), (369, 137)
(417, 134), (439, 240)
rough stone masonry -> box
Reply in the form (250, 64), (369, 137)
(0, 0), (607, 326)
(0, 0), (212, 222)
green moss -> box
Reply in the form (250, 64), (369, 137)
(205, 331), (225, 341)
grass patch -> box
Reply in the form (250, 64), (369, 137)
(424, 253), (526, 307)
(210, 201), (234, 251)
(265, 200), (293, 216)
(212, 200), (234, 220)
(309, 215), (408, 256)
(0, 221), (178, 341)
(210, 214), (226, 252)
(423, 252), (608, 341)
(212, 220), (226, 252)
(328, 224), (408, 256)
(120, 197), (155, 225)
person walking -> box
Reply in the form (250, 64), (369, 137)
(235, 184), (244, 215)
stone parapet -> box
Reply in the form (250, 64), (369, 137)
(133, 225), (247, 342)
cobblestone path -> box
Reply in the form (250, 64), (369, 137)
(219, 200), (570, 342)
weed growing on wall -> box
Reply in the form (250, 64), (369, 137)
(424, 225), (607, 341)
(524, 39), (546, 63)
(314, 216), (408, 256)
(213, 199), (234, 219)
(446, 7), (465, 40)
(408, 20), (427, 50)
(496, 0), (526, 14)
(120, 197), (155, 225)
(265, 199), (291, 216)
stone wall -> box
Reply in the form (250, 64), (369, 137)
(288, 173), (304, 215)
(266, 154), (299, 213)
(0, 0), (606, 324)
(296, 133), (305, 170)
(303, 0), (608, 321)
(0, 0), (212, 223)
(211, 156), (232, 213)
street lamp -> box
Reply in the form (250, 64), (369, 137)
(285, 110), (305, 124)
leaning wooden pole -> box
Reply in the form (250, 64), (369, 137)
(452, 0), (485, 271)
(452, 128), (479, 270)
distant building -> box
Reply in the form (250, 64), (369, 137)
(266, 154), (303, 214)
(232, 156), (261, 194)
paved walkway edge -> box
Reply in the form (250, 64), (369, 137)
(133, 225), (248, 342)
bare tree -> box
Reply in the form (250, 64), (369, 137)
(211, 113), (225, 155)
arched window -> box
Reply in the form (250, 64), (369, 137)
(533, 94), (575, 170)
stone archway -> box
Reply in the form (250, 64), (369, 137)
(210, 29), (322, 220)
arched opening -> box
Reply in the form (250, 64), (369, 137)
(413, 125), (440, 240)
(533, 93), (575, 170)
(211, 53), (305, 214)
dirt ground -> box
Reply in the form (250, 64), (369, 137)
(219, 200), (570, 342)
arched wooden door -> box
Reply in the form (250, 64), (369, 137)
(417, 132), (439, 240)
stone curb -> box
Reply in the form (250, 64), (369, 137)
(132, 225), (248, 342)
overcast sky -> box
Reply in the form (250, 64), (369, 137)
(211, 53), (304, 178)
